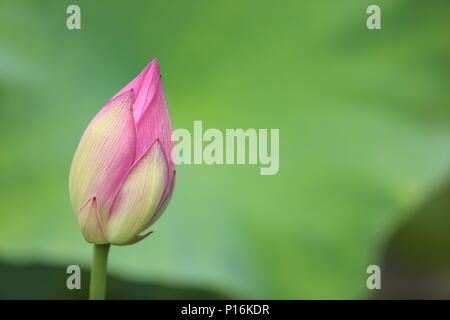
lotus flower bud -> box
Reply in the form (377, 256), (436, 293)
(69, 59), (175, 245)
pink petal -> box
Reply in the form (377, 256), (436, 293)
(110, 59), (175, 216)
(135, 73), (173, 162)
(69, 90), (137, 216)
(111, 59), (160, 125)
(111, 62), (152, 109)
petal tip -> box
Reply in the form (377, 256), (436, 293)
(150, 57), (159, 66)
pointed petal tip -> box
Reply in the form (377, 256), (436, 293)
(139, 58), (159, 77)
(77, 197), (108, 244)
(115, 88), (135, 103)
(114, 230), (154, 246)
(106, 88), (135, 112)
(153, 138), (175, 171)
(150, 57), (159, 66)
(147, 58), (161, 77)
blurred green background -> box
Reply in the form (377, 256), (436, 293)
(0, 0), (449, 299)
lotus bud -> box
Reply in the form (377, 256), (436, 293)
(69, 59), (175, 245)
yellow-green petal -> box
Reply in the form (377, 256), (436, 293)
(69, 90), (136, 217)
(106, 142), (167, 245)
(77, 198), (107, 244)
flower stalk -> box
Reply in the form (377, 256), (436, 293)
(89, 244), (110, 300)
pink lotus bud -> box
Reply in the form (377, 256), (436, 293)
(69, 59), (175, 245)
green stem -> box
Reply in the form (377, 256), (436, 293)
(89, 244), (110, 300)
